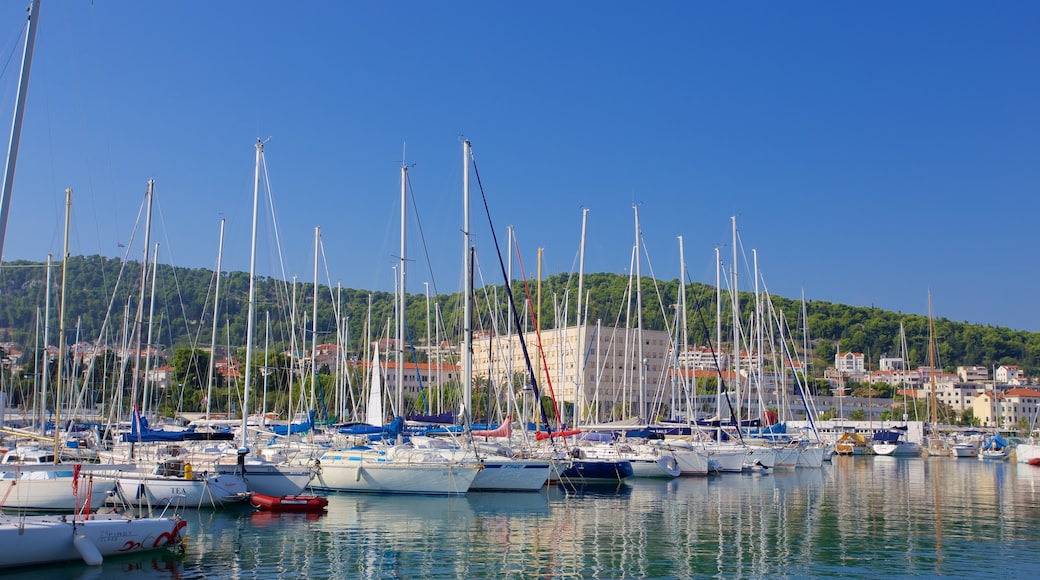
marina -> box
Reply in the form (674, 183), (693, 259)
(3, 456), (1040, 578)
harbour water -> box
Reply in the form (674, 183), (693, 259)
(6, 456), (1040, 579)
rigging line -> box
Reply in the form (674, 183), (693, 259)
(152, 198), (204, 350)
(0, 16), (25, 82)
(406, 173), (440, 297)
(511, 235), (564, 430)
(469, 148), (555, 437)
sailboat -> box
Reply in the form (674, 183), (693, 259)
(212, 181), (316, 497)
(872, 323), (923, 457)
(924, 292), (950, 456)
(308, 162), (480, 496)
(1014, 402), (1040, 464)
(94, 183), (248, 509)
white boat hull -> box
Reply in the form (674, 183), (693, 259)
(1015, 442), (1040, 464)
(872, 442), (923, 457)
(311, 452), (479, 495)
(951, 444), (978, 458)
(0, 474), (114, 512)
(0, 513), (185, 569)
(706, 446), (748, 473)
(107, 471), (248, 508)
(628, 456), (681, 478)
(797, 446), (826, 468)
(469, 459), (550, 491)
(216, 463), (314, 497)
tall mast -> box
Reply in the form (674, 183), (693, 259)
(462, 141), (472, 418)
(39, 255), (51, 432)
(574, 208), (588, 427)
(310, 226), (320, 414)
(634, 205), (645, 423)
(205, 219), (225, 423)
(928, 291), (937, 427)
(141, 242), (160, 417)
(678, 235), (687, 423)
(397, 166), (407, 420)
(52, 188), (69, 460)
(715, 247), (722, 440)
(129, 181), (154, 413)
(241, 140), (263, 450)
(0, 0), (41, 261)
(731, 216), (740, 426)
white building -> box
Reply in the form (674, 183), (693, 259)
(957, 366), (989, 383)
(996, 365), (1023, 386)
(879, 355), (904, 372)
(834, 352), (866, 377)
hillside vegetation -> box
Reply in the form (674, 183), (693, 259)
(1, 256), (1038, 376)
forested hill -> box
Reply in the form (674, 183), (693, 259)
(1, 255), (1038, 375)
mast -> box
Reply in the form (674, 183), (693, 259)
(424, 281), (430, 416)
(634, 205), (645, 422)
(129, 181), (154, 413)
(715, 247), (722, 441)
(462, 141), (472, 418)
(928, 291), (938, 428)
(39, 254), (51, 433)
(263, 311), (270, 428)
(678, 235), (687, 423)
(397, 166), (407, 421)
(0, 0), (41, 261)
(205, 219), (225, 424)
(241, 140), (263, 451)
(731, 216), (740, 426)
(52, 188), (69, 460)
(310, 226), (320, 415)
(574, 208), (588, 427)
(141, 242), (160, 417)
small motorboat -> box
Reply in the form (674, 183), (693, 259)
(249, 492), (329, 513)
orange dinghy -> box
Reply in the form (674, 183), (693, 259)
(250, 492), (329, 513)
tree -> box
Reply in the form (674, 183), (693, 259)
(173, 347), (209, 391)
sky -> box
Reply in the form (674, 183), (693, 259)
(0, 1), (1037, 332)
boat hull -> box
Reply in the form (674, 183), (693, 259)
(0, 513), (186, 569)
(216, 463), (314, 497)
(310, 452), (479, 495)
(469, 460), (550, 491)
(950, 444), (978, 458)
(0, 475), (114, 512)
(1016, 442), (1040, 464)
(106, 471), (249, 508)
(872, 442), (923, 457)
(628, 456), (681, 479)
(250, 492), (328, 512)
(670, 448), (709, 476)
(551, 459), (633, 484)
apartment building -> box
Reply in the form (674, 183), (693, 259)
(469, 325), (673, 420)
(972, 387), (1040, 428)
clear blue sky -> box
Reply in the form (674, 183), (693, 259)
(0, 1), (1037, 331)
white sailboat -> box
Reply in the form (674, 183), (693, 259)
(0, 447), (116, 512)
(0, 465), (185, 568)
(873, 324), (923, 457)
(95, 183), (247, 509)
(309, 161), (480, 495)
(214, 181), (316, 497)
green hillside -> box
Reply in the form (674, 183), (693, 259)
(1, 256), (1038, 376)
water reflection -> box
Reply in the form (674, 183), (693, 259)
(10, 460), (1040, 578)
